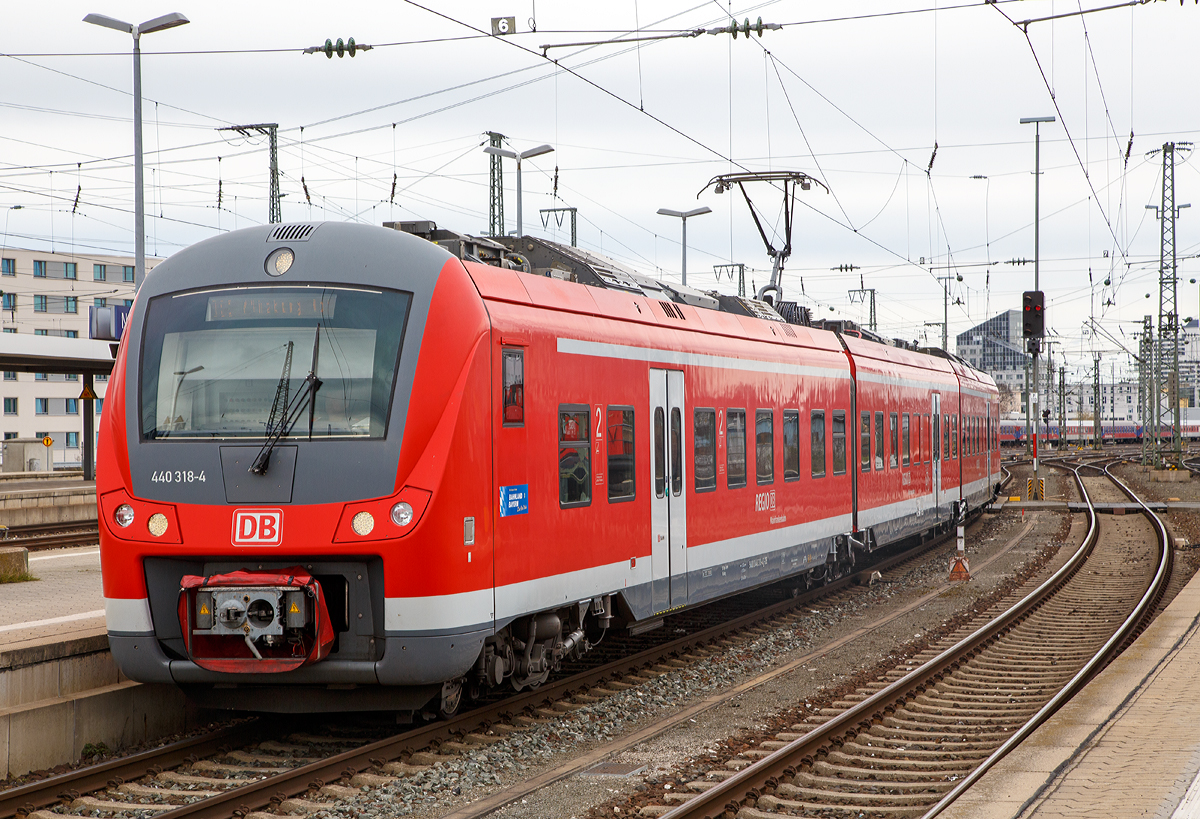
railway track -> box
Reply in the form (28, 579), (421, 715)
(1, 522), (100, 552)
(1, 513), (986, 819)
(639, 460), (1170, 819)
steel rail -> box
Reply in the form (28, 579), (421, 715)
(917, 461), (1171, 817)
(0, 522), (970, 819)
(0, 723), (267, 819)
(660, 462), (1119, 819)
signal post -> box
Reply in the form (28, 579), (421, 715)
(1023, 291), (1045, 498)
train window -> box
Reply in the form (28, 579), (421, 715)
(654, 408), (666, 498)
(861, 411), (871, 472)
(502, 349), (524, 426)
(559, 406), (591, 507)
(943, 414), (950, 461)
(914, 415), (922, 465)
(901, 413), (911, 467)
(783, 410), (800, 481)
(756, 410), (774, 485)
(925, 414), (932, 464)
(874, 411), (885, 471)
(140, 285), (410, 440)
(671, 408), (684, 497)
(607, 407), (636, 502)
(832, 411), (847, 475)
(811, 410), (826, 478)
(933, 413), (940, 463)
(694, 409), (717, 493)
(727, 409), (747, 488)
(889, 413), (899, 468)
(952, 415), (958, 459)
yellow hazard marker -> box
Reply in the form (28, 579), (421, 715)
(200, 604), (210, 615)
(290, 602), (300, 613)
(79, 384), (98, 400)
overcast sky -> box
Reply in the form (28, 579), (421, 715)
(2, 1), (1199, 384)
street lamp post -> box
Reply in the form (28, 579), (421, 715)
(84, 11), (189, 291)
(1021, 115), (1054, 493)
(482, 142), (554, 237)
(2, 205), (22, 252)
(656, 206), (712, 287)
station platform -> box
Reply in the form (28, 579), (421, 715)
(0, 545), (105, 651)
(0, 476), (96, 529)
(941, 562), (1200, 819)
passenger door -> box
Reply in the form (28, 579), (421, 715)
(649, 369), (687, 613)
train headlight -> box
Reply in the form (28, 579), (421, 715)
(351, 511), (375, 536)
(390, 502), (414, 527)
(114, 504), (135, 528)
(266, 247), (294, 277)
(147, 513), (169, 537)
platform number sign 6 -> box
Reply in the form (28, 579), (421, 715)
(491, 16), (516, 35)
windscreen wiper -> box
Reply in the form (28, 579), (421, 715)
(250, 327), (323, 475)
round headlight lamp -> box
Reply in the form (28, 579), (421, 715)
(147, 513), (169, 537)
(351, 511), (375, 536)
(114, 504), (135, 528)
(265, 247), (295, 277)
(390, 502), (414, 527)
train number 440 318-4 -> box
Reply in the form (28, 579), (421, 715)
(151, 470), (206, 483)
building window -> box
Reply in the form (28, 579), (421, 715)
(501, 349), (524, 425)
(93, 264), (107, 281)
(3, 432), (16, 440)
(694, 409), (717, 492)
(1, 293), (13, 310)
(65, 330), (77, 338)
(558, 406), (591, 507)
(66, 432), (79, 448)
(1, 258), (14, 276)
(35, 398), (48, 415)
(65, 398), (78, 414)
(783, 410), (800, 481)
(607, 407), (636, 501)
(3, 371), (14, 381)
(811, 410), (826, 478)
(33, 295), (47, 312)
(123, 265), (135, 283)
(2, 397), (16, 415)
(832, 411), (847, 475)
(64, 262), (76, 280)
(2, 328), (14, 334)
(34, 372), (46, 381)
(123, 299), (133, 307)
(95, 397), (104, 414)
(755, 409), (773, 485)
(94, 297), (107, 307)
(726, 409), (747, 488)
(64, 296), (77, 313)
(33, 260), (46, 277)
(34, 329), (47, 336)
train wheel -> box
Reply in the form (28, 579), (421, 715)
(439, 679), (463, 719)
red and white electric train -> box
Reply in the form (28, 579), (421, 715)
(96, 221), (1001, 714)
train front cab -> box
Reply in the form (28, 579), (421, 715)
(97, 223), (500, 713)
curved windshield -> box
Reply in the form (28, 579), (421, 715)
(139, 285), (411, 440)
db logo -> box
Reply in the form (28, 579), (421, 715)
(232, 509), (283, 546)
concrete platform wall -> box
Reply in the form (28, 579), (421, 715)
(0, 486), (97, 527)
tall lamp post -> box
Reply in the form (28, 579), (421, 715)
(1021, 115), (1055, 492)
(84, 12), (189, 291)
(657, 206), (711, 287)
(483, 142), (553, 238)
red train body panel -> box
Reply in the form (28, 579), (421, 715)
(96, 223), (1000, 713)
